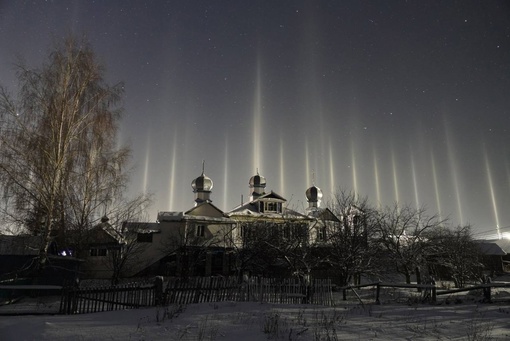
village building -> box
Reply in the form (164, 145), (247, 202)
(75, 165), (352, 280)
(0, 164), (366, 282)
(112, 167), (358, 280)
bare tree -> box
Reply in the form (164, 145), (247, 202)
(231, 213), (324, 284)
(426, 225), (483, 288)
(226, 219), (277, 279)
(103, 198), (152, 285)
(0, 36), (150, 270)
(265, 220), (318, 280)
(374, 203), (445, 284)
(159, 221), (232, 280)
(319, 190), (380, 286)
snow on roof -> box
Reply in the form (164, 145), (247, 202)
(157, 211), (184, 222)
(476, 240), (507, 256)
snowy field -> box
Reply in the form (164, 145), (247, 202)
(1, 296), (510, 340)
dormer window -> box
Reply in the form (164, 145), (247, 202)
(261, 201), (282, 213)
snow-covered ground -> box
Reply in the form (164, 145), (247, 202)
(1, 296), (510, 340)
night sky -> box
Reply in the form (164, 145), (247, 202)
(1, 1), (509, 237)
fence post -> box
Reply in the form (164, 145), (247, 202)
(431, 285), (436, 303)
(194, 278), (202, 303)
(483, 276), (492, 302)
(60, 287), (70, 314)
(343, 287), (347, 301)
(259, 277), (263, 303)
(155, 276), (164, 306)
(375, 283), (381, 305)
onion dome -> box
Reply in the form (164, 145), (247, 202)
(191, 161), (213, 206)
(306, 184), (323, 211)
(249, 169), (266, 200)
(306, 184), (323, 203)
(191, 172), (213, 192)
(249, 170), (266, 188)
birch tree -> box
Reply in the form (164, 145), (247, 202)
(0, 36), (150, 269)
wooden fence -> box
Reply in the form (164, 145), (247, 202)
(436, 282), (510, 302)
(59, 276), (334, 314)
(59, 277), (510, 315)
(246, 277), (333, 305)
(60, 281), (156, 314)
(341, 282), (438, 304)
(341, 281), (510, 304)
(165, 276), (239, 304)
(164, 276), (333, 306)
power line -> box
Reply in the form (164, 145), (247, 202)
(472, 225), (510, 238)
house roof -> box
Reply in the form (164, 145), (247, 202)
(228, 198), (310, 221)
(87, 224), (124, 246)
(476, 240), (507, 256)
(185, 201), (228, 218)
(256, 191), (287, 201)
(494, 239), (510, 253)
(157, 202), (233, 224)
(307, 207), (341, 222)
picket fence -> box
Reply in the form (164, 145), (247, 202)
(164, 276), (333, 306)
(245, 277), (333, 305)
(60, 276), (333, 314)
(60, 281), (156, 314)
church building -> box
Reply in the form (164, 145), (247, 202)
(89, 165), (361, 280)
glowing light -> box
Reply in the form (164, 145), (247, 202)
(328, 139), (335, 193)
(373, 148), (381, 208)
(391, 150), (399, 204)
(444, 120), (464, 225)
(484, 146), (500, 236)
(305, 137), (311, 191)
(223, 136), (229, 210)
(410, 152), (420, 209)
(350, 143), (358, 195)
(167, 132), (177, 210)
(252, 59), (262, 174)
(142, 135), (150, 195)
(506, 158), (510, 192)
(430, 149), (442, 220)
(279, 137), (285, 195)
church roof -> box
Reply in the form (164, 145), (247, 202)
(307, 207), (341, 222)
(228, 191), (309, 220)
(185, 202), (230, 219)
(158, 202), (232, 223)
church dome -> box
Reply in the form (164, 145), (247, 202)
(191, 172), (213, 192)
(306, 184), (323, 203)
(249, 170), (266, 187)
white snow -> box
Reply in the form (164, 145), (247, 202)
(1, 297), (510, 340)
